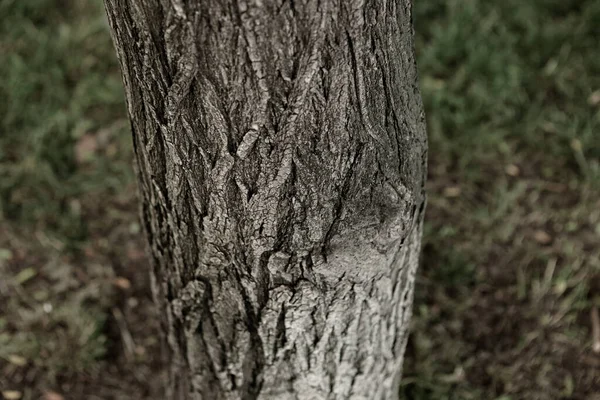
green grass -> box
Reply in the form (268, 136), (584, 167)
(400, 0), (600, 399)
(1, 0), (599, 398)
(0, 1), (151, 398)
(0, 0), (132, 243)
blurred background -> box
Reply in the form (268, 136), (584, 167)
(1, 0), (599, 399)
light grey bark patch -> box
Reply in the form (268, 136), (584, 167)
(104, 0), (427, 398)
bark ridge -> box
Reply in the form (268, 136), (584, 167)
(104, 0), (427, 398)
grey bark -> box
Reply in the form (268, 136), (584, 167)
(104, 0), (427, 399)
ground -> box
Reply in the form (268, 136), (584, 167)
(1, 0), (599, 399)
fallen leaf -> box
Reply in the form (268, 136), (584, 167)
(541, 122), (557, 133)
(504, 164), (520, 177)
(127, 297), (139, 308)
(533, 230), (552, 245)
(113, 277), (131, 290)
(2, 391), (22, 400)
(589, 90), (600, 106)
(14, 267), (36, 285)
(135, 346), (146, 356)
(570, 138), (583, 152)
(439, 366), (466, 383)
(591, 307), (600, 353)
(42, 391), (65, 400)
(443, 186), (461, 198)
(7, 354), (27, 366)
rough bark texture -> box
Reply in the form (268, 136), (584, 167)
(104, 0), (427, 399)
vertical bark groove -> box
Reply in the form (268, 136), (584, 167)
(104, 0), (427, 399)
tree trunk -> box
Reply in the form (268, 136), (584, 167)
(104, 0), (427, 399)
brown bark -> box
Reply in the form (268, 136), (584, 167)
(104, 0), (427, 399)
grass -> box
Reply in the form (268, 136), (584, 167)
(0, 1), (160, 398)
(400, 0), (600, 399)
(1, 0), (599, 399)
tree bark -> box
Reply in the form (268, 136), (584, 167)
(104, 0), (427, 399)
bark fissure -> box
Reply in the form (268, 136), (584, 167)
(104, 0), (427, 398)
